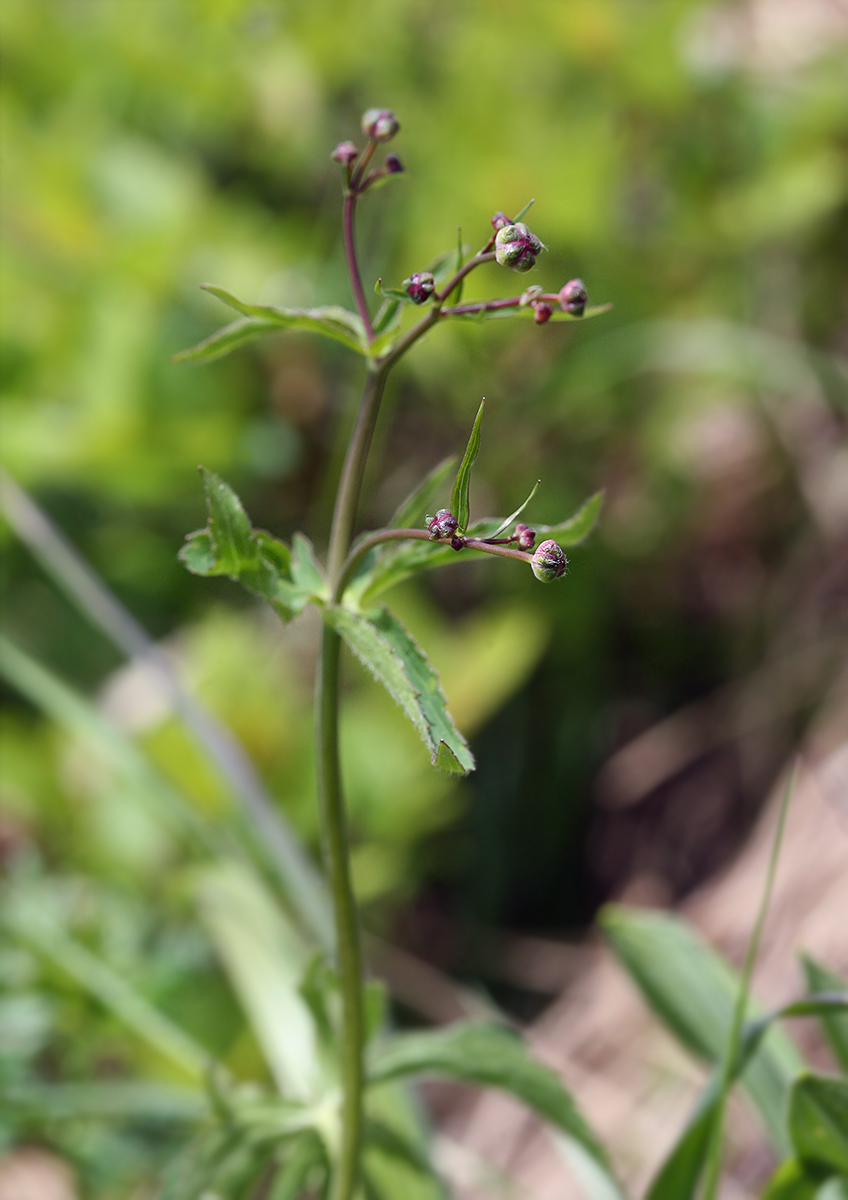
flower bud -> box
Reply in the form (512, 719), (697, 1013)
(384, 153), (403, 174)
(404, 271), (435, 305)
(362, 108), (400, 143)
(451, 535), (466, 551)
(515, 523), (536, 550)
(531, 539), (567, 582)
(491, 211), (511, 232)
(427, 508), (458, 540)
(495, 222), (545, 272)
(533, 302), (553, 325)
(331, 141), (358, 166)
(559, 278), (587, 317)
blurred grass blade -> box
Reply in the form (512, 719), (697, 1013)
(789, 1074), (848, 1174)
(0, 469), (332, 949)
(2, 893), (210, 1082)
(601, 905), (802, 1153)
(450, 398), (485, 533)
(270, 1131), (328, 1200)
(367, 1023), (617, 1188)
(325, 605), (474, 774)
(193, 861), (321, 1101)
(0, 635), (220, 855)
(802, 957), (848, 1073)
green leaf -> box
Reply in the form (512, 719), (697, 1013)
(367, 1023), (615, 1185)
(172, 284), (368, 361)
(513, 198), (535, 221)
(449, 301), (613, 324)
(803, 957), (848, 1073)
(761, 1158), (829, 1200)
(375, 278), (417, 305)
(269, 1131), (328, 1200)
(601, 907), (803, 1153)
(324, 605), (474, 774)
(193, 861), (323, 1102)
(646, 994), (848, 1200)
(450, 398), (485, 533)
(488, 478), (540, 539)
(535, 490), (604, 545)
(790, 1074), (848, 1174)
(181, 468), (325, 620)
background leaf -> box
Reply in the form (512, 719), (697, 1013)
(789, 1075), (848, 1174)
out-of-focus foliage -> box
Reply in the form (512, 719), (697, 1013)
(1, 0), (847, 1192)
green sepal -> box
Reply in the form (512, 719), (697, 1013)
(450, 398), (485, 533)
(323, 604), (474, 774)
(173, 284), (368, 363)
(180, 468), (327, 621)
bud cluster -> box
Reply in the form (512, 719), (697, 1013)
(426, 509), (459, 540)
(331, 109), (403, 193)
(495, 222), (545, 273)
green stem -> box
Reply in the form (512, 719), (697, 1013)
(315, 620), (364, 1200)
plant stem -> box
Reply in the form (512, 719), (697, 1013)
(343, 191), (374, 342)
(315, 620), (364, 1200)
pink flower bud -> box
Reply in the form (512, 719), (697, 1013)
(404, 271), (436, 305)
(515, 523), (536, 549)
(531, 539), (567, 582)
(361, 108), (400, 143)
(426, 508), (459, 539)
(559, 279), (587, 317)
(331, 141), (358, 166)
(533, 302), (553, 325)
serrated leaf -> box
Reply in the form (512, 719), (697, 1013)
(181, 469), (324, 621)
(488, 479), (541, 539)
(601, 907), (802, 1153)
(173, 285), (368, 363)
(367, 1023), (615, 1183)
(451, 398), (485, 533)
(324, 605), (474, 774)
(536, 491), (604, 546)
(803, 958), (848, 1073)
(790, 1075), (848, 1174)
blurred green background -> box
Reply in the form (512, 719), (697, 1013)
(1, 0), (847, 1189)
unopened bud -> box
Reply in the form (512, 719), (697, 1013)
(515, 523), (536, 549)
(427, 508), (459, 539)
(362, 108), (400, 143)
(384, 153), (403, 174)
(451, 535), (466, 551)
(491, 211), (511, 232)
(404, 271), (435, 305)
(559, 279), (587, 317)
(331, 141), (359, 166)
(531, 539), (567, 582)
(533, 302), (553, 325)
(495, 222), (545, 273)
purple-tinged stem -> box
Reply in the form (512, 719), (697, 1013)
(343, 192), (374, 343)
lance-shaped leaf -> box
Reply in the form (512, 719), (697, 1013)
(451, 398), (485, 533)
(173, 284), (368, 363)
(487, 479), (541, 539)
(367, 1023), (616, 1187)
(602, 906), (802, 1153)
(536, 490), (604, 546)
(180, 468), (326, 621)
(323, 605), (474, 774)
(449, 301), (612, 324)
(802, 957), (848, 1074)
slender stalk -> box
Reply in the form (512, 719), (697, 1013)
(315, 621), (364, 1200)
(343, 191), (374, 342)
